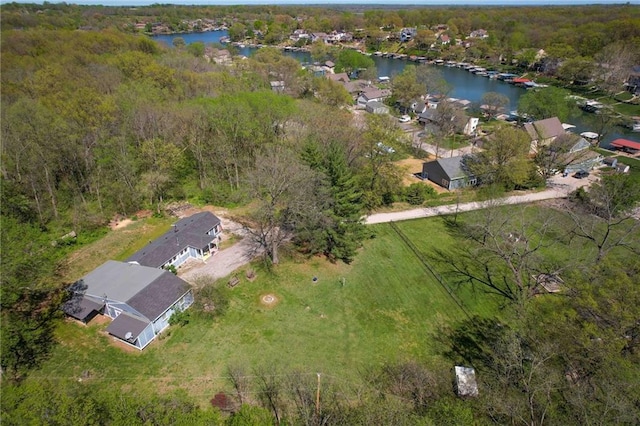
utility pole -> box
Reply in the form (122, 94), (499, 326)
(315, 373), (321, 416)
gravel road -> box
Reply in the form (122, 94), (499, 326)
(365, 172), (597, 224)
(178, 173), (596, 282)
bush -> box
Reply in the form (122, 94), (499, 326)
(405, 183), (436, 205)
(168, 308), (190, 326)
(192, 279), (229, 318)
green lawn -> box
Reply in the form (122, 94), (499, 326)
(63, 216), (176, 281)
(619, 156), (640, 185)
(28, 202), (635, 408)
(32, 216), (500, 405)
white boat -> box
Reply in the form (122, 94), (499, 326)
(580, 131), (600, 141)
(562, 123), (576, 131)
(633, 122), (640, 132)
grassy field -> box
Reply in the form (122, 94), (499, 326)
(62, 216), (176, 281)
(32, 215), (501, 406)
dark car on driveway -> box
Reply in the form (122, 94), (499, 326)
(573, 170), (589, 179)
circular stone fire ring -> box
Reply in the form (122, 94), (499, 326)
(260, 293), (279, 307)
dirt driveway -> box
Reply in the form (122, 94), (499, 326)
(177, 211), (262, 285)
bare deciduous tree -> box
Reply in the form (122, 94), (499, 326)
(433, 203), (562, 308)
(227, 364), (251, 406)
(255, 366), (284, 425)
(244, 146), (324, 265)
(567, 174), (640, 263)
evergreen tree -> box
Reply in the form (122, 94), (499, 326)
(323, 143), (366, 263)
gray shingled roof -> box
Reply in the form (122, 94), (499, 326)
(78, 260), (190, 322)
(327, 72), (350, 83)
(126, 211), (221, 268)
(437, 156), (469, 180)
(361, 87), (391, 101)
(127, 272), (190, 321)
(82, 260), (165, 303)
(418, 109), (438, 122)
(524, 117), (564, 141)
(63, 296), (104, 322)
(106, 311), (150, 341)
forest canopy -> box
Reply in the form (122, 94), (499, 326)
(1, 3), (640, 424)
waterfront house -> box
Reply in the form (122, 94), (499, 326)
(524, 117), (565, 153)
(64, 261), (194, 350)
(311, 32), (329, 44)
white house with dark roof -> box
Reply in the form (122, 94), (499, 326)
(64, 260), (194, 349)
(127, 211), (222, 270)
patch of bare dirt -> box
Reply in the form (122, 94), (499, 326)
(108, 210), (152, 231)
(538, 198), (575, 212)
(394, 157), (447, 194)
(260, 293), (279, 308)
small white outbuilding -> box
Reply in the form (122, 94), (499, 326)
(455, 366), (479, 397)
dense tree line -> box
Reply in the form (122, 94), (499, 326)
(2, 3), (638, 61)
(2, 7), (639, 424)
(1, 28), (407, 377)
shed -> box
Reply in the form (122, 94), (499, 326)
(616, 163), (630, 174)
(365, 101), (389, 115)
(535, 273), (564, 294)
(455, 366), (479, 397)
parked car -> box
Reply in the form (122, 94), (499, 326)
(399, 115), (411, 123)
(573, 170), (589, 179)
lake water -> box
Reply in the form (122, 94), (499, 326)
(153, 31), (639, 146)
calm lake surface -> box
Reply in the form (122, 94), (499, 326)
(153, 31), (639, 146)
